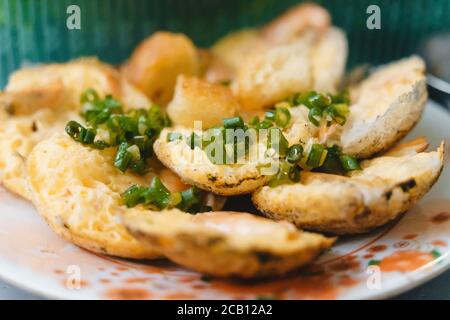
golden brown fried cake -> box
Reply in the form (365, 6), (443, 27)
(121, 32), (200, 105)
(340, 56), (427, 158)
(232, 28), (347, 111)
(27, 134), (224, 259)
(124, 210), (335, 278)
(252, 139), (444, 234)
(261, 2), (331, 44)
(154, 127), (269, 196)
(0, 58), (151, 200)
(166, 75), (239, 129)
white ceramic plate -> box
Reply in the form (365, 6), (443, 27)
(0, 101), (449, 300)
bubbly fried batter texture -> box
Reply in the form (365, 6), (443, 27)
(27, 134), (225, 259)
(340, 56), (427, 158)
(231, 28), (347, 110)
(124, 210), (335, 278)
(0, 58), (151, 200)
(252, 138), (444, 234)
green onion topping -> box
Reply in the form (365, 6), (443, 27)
(121, 177), (210, 213)
(283, 90), (350, 127)
(65, 89), (170, 174)
(339, 154), (361, 171)
(286, 144), (303, 164)
(223, 116), (244, 129)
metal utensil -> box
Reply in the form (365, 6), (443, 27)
(419, 33), (450, 109)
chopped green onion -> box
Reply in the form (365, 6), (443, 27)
(177, 187), (200, 212)
(308, 93), (331, 109)
(265, 110), (276, 122)
(121, 179), (207, 213)
(65, 121), (85, 143)
(114, 142), (132, 172)
(132, 136), (149, 154)
(82, 128), (96, 144)
(275, 107), (291, 128)
(306, 144), (328, 168)
(268, 161), (300, 187)
(249, 116), (260, 127)
(295, 91), (317, 108)
(308, 108), (322, 126)
(282, 90), (351, 127)
(92, 140), (109, 150)
(267, 128), (289, 157)
(318, 145), (344, 174)
(122, 185), (146, 208)
(129, 158), (147, 174)
(126, 145), (141, 161)
(288, 165), (301, 182)
(339, 155), (361, 171)
(258, 119), (273, 129)
(287, 144), (303, 163)
(331, 90), (350, 104)
(169, 192), (183, 207)
(146, 176), (171, 209)
(325, 103), (349, 125)
(80, 88), (100, 104)
(67, 89), (170, 174)
(332, 103), (350, 118)
(223, 116), (244, 129)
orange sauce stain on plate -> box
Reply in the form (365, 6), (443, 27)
(163, 292), (196, 300)
(124, 277), (151, 284)
(104, 287), (151, 300)
(210, 274), (343, 300)
(61, 279), (89, 289)
(329, 257), (360, 272)
(337, 275), (359, 287)
(379, 250), (434, 272)
(368, 244), (387, 253)
(431, 212), (450, 224)
(432, 240), (447, 247)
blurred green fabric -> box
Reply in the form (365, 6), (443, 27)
(0, 0), (449, 87)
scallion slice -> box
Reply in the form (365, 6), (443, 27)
(265, 110), (276, 122)
(223, 116), (244, 129)
(308, 92), (331, 109)
(258, 120), (273, 129)
(267, 128), (289, 157)
(286, 144), (303, 163)
(177, 187), (200, 212)
(288, 164), (301, 182)
(146, 176), (171, 209)
(306, 144), (328, 168)
(114, 142), (133, 172)
(308, 108), (322, 126)
(275, 107), (291, 128)
(122, 185), (146, 208)
(121, 179), (207, 214)
(339, 155), (361, 171)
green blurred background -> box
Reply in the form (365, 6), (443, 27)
(0, 0), (449, 87)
